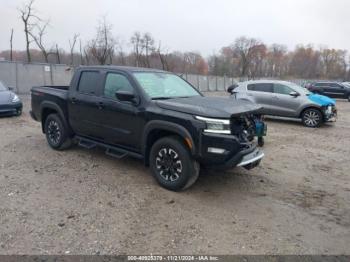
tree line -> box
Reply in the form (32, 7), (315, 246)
(1, 0), (349, 80)
(208, 37), (349, 80)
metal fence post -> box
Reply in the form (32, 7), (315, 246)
(206, 76), (209, 92)
(197, 74), (199, 90)
(15, 62), (19, 93)
(224, 75), (226, 91)
(50, 64), (54, 85)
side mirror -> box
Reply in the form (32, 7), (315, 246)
(115, 90), (137, 103)
(289, 91), (300, 97)
(227, 84), (238, 94)
(8, 87), (14, 91)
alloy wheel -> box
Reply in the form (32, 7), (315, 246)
(155, 147), (183, 182)
(304, 110), (320, 127)
(47, 120), (61, 145)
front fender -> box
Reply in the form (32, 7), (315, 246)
(297, 103), (323, 117)
(142, 120), (196, 156)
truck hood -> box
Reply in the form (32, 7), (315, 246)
(155, 96), (261, 118)
(0, 91), (13, 104)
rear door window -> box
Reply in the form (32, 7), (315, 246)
(315, 83), (329, 87)
(329, 83), (342, 89)
(78, 71), (100, 94)
(248, 83), (273, 93)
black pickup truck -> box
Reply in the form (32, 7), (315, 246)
(30, 66), (264, 191)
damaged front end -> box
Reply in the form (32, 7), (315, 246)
(231, 113), (267, 145)
(196, 102), (265, 170)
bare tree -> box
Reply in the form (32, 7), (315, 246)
(87, 17), (115, 65)
(157, 41), (169, 70)
(19, 0), (39, 63)
(79, 39), (84, 65)
(142, 33), (155, 68)
(69, 34), (79, 65)
(10, 29), (14, 61)
(266, 44), (288, 77)
(232, 36), (263, 77)
(29, 20), (52, 63)
(84, 46), (91, 65)
(115, 40), (126, 65)
(130, 32), (144, 67)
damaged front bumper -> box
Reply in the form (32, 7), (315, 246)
(323, 105), (337, 122)
(237, 147), (265, 169)
(197, 131), (264, 170)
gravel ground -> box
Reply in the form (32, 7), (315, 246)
(0, 94), (349, 255)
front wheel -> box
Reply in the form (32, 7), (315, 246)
(44, 114), (72, 150)
(16, 108), (22, 116)
(150, 136), (199, 191)
(302, 108), (323, 128)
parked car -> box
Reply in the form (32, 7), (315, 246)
(342, 82), (350, 88)
(228, 80), (337, 128)
(0, 81), (22, 116)
(308, 81), (350, 102)
(30, 66), (265, 191)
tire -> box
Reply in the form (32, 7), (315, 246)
(348, 94), (350, 102)
(44, 114), (72, 150)
(302, 108), (323, 128)
(258, 137), (264, 147)
(16, 108), (22, 116)
(149, 136), (200, 191)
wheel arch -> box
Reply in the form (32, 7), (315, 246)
(299, 105), (323, 119)
(142, 120), (196, 166)
(40, 102), (71, 134)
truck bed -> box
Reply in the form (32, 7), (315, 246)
(31, 86), (69, 122)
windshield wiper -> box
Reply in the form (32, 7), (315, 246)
(151, 97), (174, 100)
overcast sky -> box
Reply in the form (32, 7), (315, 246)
(1, 0), (350, 56)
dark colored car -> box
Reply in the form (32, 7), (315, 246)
(308, 82), (350, 102)
(30, 66), (264, 191)
(0, 81), (22, 116)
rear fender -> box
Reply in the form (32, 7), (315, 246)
(40, 101), (71, 134)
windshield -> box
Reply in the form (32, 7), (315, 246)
(133, 72), (201, 99)
(0, 81), (7, 91)
(343, 83), (350, 88)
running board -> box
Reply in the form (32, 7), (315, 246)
(76, 136), (143, 160)
(105, 148), (128, 159)
(78, 140), (97, 149)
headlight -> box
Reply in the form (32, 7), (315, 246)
(12, 94), (20, 103)
(325, 105), (332, 115)
(195, 116), (231, 134)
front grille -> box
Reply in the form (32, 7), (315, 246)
(231, 115), (255, 143)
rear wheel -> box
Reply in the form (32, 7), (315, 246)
(150, 136), (199, 191)
(44, 114), (72, 150)
(302, 108), (323, 128)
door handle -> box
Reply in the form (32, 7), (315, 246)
(71, 97), (77, 104)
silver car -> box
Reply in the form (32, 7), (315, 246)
(228, 80), (337, 128)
